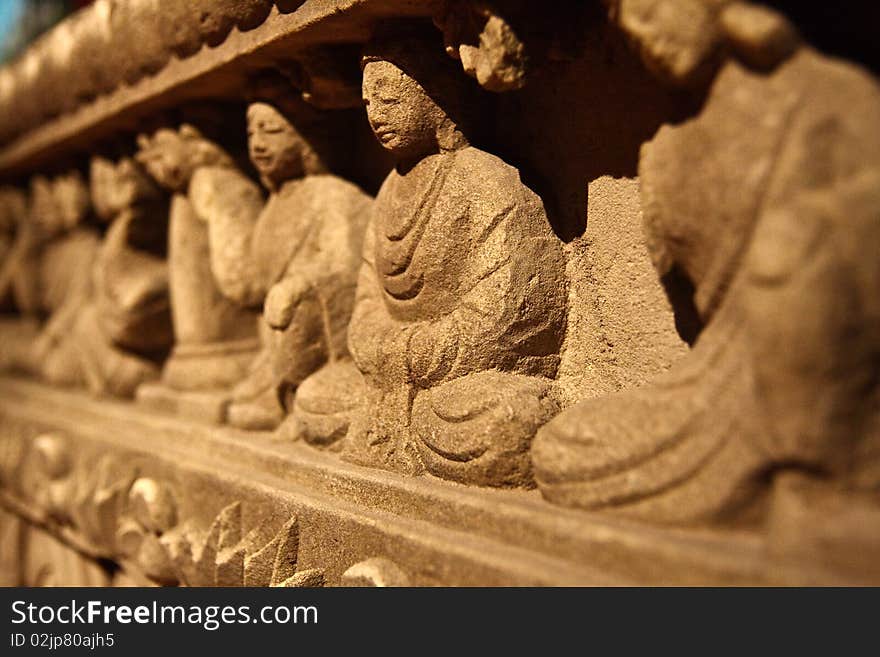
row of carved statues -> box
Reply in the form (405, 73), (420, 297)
(1, 3), (879, 534)
(0, 0), (310, 144)
(0, 0), (549, 144)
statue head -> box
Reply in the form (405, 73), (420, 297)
(361, 35), (477, 167)
(27, 172), (89, 241)
(135, 124), (234, 193)
(90, 156), (161, 222)
(246, 101), (325, 190)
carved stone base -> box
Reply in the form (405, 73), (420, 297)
(1, 375), (874, 586)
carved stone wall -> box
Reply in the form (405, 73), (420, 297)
(0, 0), (877, 585)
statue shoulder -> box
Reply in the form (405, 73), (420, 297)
(450, 147), (546, 223)
(453, 146), (518, 177)
(300, 174), (372, 205)
(451, 147), (532, 201)
(287, 176), (372, 232)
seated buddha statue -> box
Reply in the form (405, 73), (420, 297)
(185, 94), (371, 430)
(0, 187), (25, 310)
(0, 185), (40, 363)
(10, 173), (101, 385)
(0, 170), (162, 396)
(532, 41), (880, 523)
(289, 36), (568, 488)
(135, 124), (261, 396)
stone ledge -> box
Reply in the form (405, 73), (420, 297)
(0, 375), (777, 585)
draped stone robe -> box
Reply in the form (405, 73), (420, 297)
(345, 146), (568, 485)
(190, 167), (371, 388)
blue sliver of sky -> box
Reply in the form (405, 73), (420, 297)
(0, 0), (25, 55)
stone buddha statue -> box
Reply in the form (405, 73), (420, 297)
(290, 36), (568, 488)
(135, 124), (261, 399)
(185, 95), (372, 430)
(88, 155), (172, 366)
(532, 22), (880, 524)
(0, 169), (162, 396)
(0, 183), (44, 366)
(0, 187), (26, 310)
(10, 173), (101, 385)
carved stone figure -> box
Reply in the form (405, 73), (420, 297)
(89, 155), (172, 361)
(0, 183), (48, 365)
(186, 97), (371, 430)
(1, 173), (101, 386)
(291, 37), (568, 488)
(135, 125), (261, 401)
(0, 167), (166, 397)
(532, 37), (880, 523)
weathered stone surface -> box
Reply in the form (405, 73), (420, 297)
(533, 48), (880, 529)
(187, 98), (371, 431)
(0, 0), (877, 586)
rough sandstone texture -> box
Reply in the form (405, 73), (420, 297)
(0, 0), (877, 585)
(533, 4), (880, 530)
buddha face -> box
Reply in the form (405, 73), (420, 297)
(53, 173), (90, 231)
(362, 61), (446, 163)
(247, 102), (307, 187)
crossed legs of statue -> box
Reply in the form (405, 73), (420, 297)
(531, 285), (770, 524)
(291, 365), (558, 487)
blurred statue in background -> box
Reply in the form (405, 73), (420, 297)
(0, 172), (100, 385)
(0, 168), (163, 396)
(87, 155), (173, 388)
(0, 187), (26, 307)
(135, 125), (260, 412)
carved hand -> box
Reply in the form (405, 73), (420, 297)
(264, 275), (313, 330)
(407, 318), (458, 387)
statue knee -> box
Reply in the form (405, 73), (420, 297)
(289, 360), (364, 446)
(411, 371), (558, 488)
